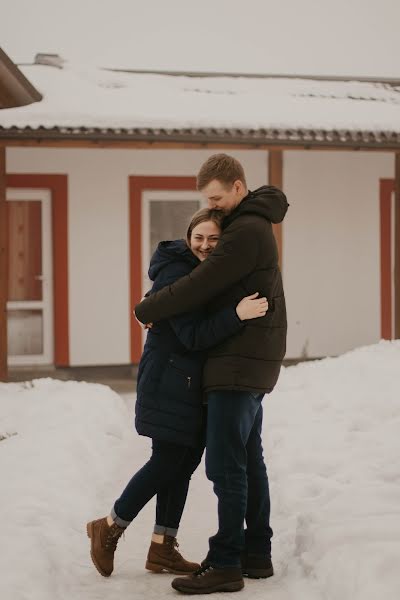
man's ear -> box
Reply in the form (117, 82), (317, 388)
(234, 180), (245, 194)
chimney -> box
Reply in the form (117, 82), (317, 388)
(34, 53), (65, 69)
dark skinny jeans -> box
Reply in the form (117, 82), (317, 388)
(112, 439), (203, 534)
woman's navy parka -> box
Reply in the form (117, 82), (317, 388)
(135, 239), (244, 448)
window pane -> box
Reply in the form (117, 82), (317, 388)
(150, 200), (200, 256)
(8, 200), (43, 301)
(7, 310), (43, 356)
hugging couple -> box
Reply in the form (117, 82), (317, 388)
(86, 153), (288, 594)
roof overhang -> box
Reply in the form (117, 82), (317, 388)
(2, 63), (400, 150)
(1, 125), (400, 150)
(0, 48), (42, 109)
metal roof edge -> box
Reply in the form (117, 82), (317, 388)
(1, 125), (400, 149)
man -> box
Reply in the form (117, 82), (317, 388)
(135, 153), (288, 594)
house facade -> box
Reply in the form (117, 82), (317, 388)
(1, 51), (399, 376)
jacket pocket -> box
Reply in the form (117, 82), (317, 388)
(159, 353), (203, 405)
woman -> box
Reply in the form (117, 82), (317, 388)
(86, 208), (268, 578)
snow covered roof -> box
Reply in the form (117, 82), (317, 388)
(1, 63), (400, 148)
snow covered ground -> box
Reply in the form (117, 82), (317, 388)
(1, 341), (400, 600)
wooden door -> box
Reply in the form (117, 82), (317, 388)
(7, 188), (54, 364)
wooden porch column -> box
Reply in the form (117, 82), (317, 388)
(395, 153), (400, 339)
(0, 147), (8, 381)
(268, 150), (283, 269)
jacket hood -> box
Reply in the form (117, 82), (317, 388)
(224, 185), (289, 227)
(148, 239), (199, 281)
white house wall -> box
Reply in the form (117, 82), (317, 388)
(7, 148), (268, 365)
(283, 151), (393, 358)
(7, 147), (394, 364)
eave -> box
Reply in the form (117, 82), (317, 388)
(1, 125), (400, 151)
(0, 48), (42, 108)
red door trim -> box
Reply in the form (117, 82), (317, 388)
(129, 176), (197, 363)
(6, 174), (69, 366)
(380, 178), (395, 340)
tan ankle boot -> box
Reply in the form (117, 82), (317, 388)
(86, 517), (125, 577)
(145, 535), (200, 574)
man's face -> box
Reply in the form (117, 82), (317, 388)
(201, 179), (246, 215)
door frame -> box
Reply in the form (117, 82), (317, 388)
(129, 176), (197, 363)
(6, 174), (69, 366)
(7, 188), (54, 364)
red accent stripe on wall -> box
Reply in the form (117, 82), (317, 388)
(380, 178), (394, 340)
(6, 174), (69, 366)
(129, 176), (197, 363)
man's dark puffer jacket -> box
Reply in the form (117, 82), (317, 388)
(135, 186), (289, 394)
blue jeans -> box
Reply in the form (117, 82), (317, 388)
(112, 439), (203, 535)
(205, 391), (273, 568)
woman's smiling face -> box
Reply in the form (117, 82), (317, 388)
(189, 220), (221, 261)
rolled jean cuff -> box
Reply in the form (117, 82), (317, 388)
(111, 507), (130, 528)
(154, 524), (178, 537)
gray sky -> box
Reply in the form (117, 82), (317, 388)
(1, 0), (400, 77)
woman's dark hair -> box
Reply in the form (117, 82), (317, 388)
(186, 208), (224, 245)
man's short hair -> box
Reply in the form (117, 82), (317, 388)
(197, 153), (247, 191)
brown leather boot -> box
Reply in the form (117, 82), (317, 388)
(86, 517), (125, 577)
(145, 535), (200, 575)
